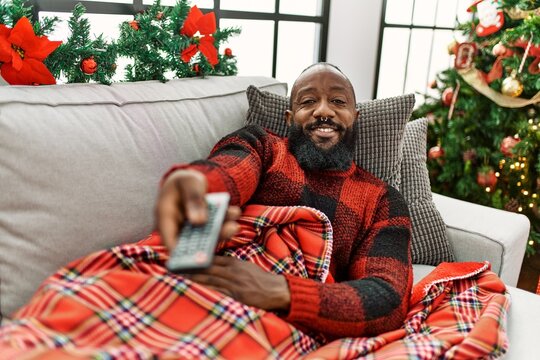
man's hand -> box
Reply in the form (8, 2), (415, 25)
(156, 169), (241, 252)
(187, 256), (291, 312)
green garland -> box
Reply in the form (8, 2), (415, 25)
(46, 4), (117, 84)
(0, 0), (240, 84)
(0, 0), (57, 36)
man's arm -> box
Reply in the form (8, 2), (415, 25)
(162, 125), (270, 206)
(282, 185), (413, 339)
(157, 125), (271, 251)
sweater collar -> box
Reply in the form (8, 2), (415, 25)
(308, 161), (356, 177)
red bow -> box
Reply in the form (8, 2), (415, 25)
(486, 47), (514, 83)
(180, 6), (218, 66)
(486, 38), (540, 83)
(513, 38), (540, 75)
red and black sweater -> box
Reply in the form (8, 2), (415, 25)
(164, 125), (413, 339)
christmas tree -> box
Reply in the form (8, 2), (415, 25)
(414, 0), (540, 255)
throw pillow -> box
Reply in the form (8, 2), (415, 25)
(401, 118), (455, 265)
(245, 85), (415, 189)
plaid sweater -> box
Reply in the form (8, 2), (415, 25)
(164, 125), (413, 339)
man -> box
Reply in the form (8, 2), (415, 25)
(156, 62), (412, 339)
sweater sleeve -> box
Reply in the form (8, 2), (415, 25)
(161, 125), (271, 206)
(282, 185), (413, 340)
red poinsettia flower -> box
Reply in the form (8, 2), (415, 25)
(0, 17), (61, 85)
(180, 6), (218, 66)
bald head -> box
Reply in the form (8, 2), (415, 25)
(289, 63), (356, 110)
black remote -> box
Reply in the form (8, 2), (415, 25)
(166, 192), (230, 273)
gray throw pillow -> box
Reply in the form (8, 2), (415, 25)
(245, 85), (415, 190)
(401, 118), (454, 264)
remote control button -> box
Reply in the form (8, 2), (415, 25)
(194, 251), (208, 264)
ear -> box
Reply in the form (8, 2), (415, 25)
(285, 110), (293, 126)
(355, 108), (360, 121)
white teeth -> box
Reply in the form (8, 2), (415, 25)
(317, 128), (334, 132)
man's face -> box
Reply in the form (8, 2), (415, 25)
(286, 65), (359, 151)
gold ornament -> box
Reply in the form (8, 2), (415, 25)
(501, 75), (524, 97)
(447, 40), (458, 55)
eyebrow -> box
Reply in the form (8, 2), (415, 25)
(295, 85), (349, 97)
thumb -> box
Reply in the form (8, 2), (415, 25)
(178, 170), (208, 226)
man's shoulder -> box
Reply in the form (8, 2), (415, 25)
(352, 166), (406, 199)
(221, 124), (285, 145)
(242, 124), (285, 139)
(352, 165), (388, 188)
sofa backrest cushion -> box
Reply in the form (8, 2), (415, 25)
(401, 118), (454, 265)
(0, 76), (287, 318)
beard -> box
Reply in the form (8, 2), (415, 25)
(287, 119), (356, 171)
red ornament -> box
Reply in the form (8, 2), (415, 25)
(0, 17), (61, 85)
(428, 146), (444, 160)
(156, 11), (164, 20)
(224, 48), (233, 57)
(442, 88), (454, 106)
(193, 63), (200, 74)
(80, 56), (97, 75)
(500, 136), (520, 157)
(467, 0), (504, 37)
(129, 20), (139, 31)
(454, 42), (477, 70)
(477, 168), (498, 188)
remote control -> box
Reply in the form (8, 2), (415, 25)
(166, 192), (230, 273)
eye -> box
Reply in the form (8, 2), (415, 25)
(332, 98), (346, 105)
(300, 99), (316, 105)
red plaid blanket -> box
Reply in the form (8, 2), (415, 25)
(0, 205), (509, 359)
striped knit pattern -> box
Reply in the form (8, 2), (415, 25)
(164, 125), (413, 339)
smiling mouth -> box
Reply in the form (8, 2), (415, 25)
(304, 118), (344, 143)
(314, 127), (335, 133)
(311, 126), (337, 137)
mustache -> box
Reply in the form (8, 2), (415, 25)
(305, 117), (345, 131)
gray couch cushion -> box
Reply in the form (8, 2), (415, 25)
(432, 193), (530, 287)
(401, 118), (454, 265)
(0, 76), (287, 318)
(245, 85), (415, 189)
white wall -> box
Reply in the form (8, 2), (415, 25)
(327, 0), (383, 101)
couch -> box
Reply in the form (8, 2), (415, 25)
(0, 75), (539, 359)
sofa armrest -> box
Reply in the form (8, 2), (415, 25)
(432, 193), (529, 287)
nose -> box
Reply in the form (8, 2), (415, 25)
(313, 99), (336, 119)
